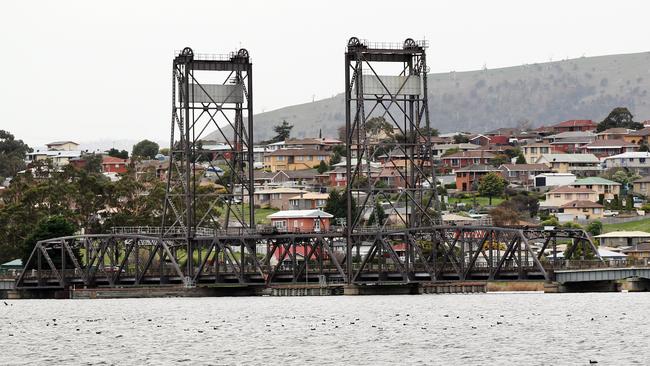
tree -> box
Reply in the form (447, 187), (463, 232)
(478, 172), (506, 205)
(0, 130), (31, 178)
(317, 160), (329, 174)
(367, 202), (386, 226)
(132, 139), (159, 159)
(490, 154), (510, 167)
(596, 107), (644, 132)
(586, 221), (603, 236)
(441, 148), (460, 157)
(515, 154), (527, 164)
(270, 120), (293, 143)
(489, 206), (520, 227)
(21, 216), (77, 266)
(159, 147), (170, 156)
(365, 117), (394, 138)
(84, 154), (103, 174)
(501, 193), (540, 218)
(107, 148), (128, 159)
(453, 134), (469, 143)
(324, 190), (357, 224)
(329, 152), (342, 167)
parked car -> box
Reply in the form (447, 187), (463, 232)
(603, 210), (619, 217)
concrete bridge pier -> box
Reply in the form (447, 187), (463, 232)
(620, 277), (650, 292)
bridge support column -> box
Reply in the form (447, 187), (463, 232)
(621, 277), (650, 292)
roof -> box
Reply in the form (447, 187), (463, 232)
(455, 164), (501, 172)
(102, 156), (128, 164)
(633, 176), (650, 183)
(442, 151), (496, 159)
(0, 259), (22, 267)
(547, 131), (596, 139)
(596, 127), (632, 135)
(500, 163), (550, 172)
(254, 187), (308, 195)
(46, 140), (79, 146)
(548, 185), (596, 194)
(267, 209), (333, 219)
(603, 152), (650, 160)
(582, 139), (636, 148)
(266, 148), (329, 157)
(629, 127), (650, 136)
(571, 177), (620, 186)
(277, 169), (319, 179)
(536, 153), (600, 164)
(560, 200), (603, 208)
(594, 231), (650, 238)
(284, 138), (325, 146)
(622, 243), (650, 253)
(288, 192), (329, 200)
(551, 119), (596, 128)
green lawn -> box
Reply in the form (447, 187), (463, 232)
(448, 195), (504, 207)
(603, 217), (650, 233)
(215, 204), (278, 225)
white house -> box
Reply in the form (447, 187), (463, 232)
(602, 152), (650, 173)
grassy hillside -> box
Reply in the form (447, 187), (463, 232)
(206, 51), (650, 142)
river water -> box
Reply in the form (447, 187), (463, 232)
(1, 292), (648, 365)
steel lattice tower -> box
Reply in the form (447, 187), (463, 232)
(344, 37), (440, 282)
(162, 47), (255, 279)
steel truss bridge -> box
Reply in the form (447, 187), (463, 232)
(16, 226), (602, 290)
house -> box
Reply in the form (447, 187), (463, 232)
(431, 143), (479, 160)
(560, 200), (604, 220)
(46, 141), (80, 151)
(535, 153), (601, 176)
(454, 164), (502, 192)
(533, 173), (577, 188)
(135, 160), (169, 181)
(25, 149), (83, 169)
(623, 127), (650, 145)
(579, 139), (638, 158)
(440, 151), (495, 171)
(549, 119), (597, 133)
(596, 127), (632, 140)
(602, 152), (650, 174)
(288, 192), (329, 210)
(270, 169), (320, 187)
(499, 163), (552, 186)
(521, 143), (554, 164)
(593, 231), (650, 248)
(253, 187), (308, 210)
(632, 176), (650, 196)
(621, 243), (650, 260)
(284, 138), (326, 150)
(468, 134), (491, 146)
(263, 148), (330, 172)
(542, 186), (598, 208)
(375, 166), (407, 188)
(544, 131), (596, 153)
(570, 177), (621, 201)
(267, 209), (333, 233)
(101, 156), (129, 174)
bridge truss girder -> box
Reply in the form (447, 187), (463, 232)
(15, 227), (600, 290)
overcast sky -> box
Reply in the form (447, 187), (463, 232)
(2, 0), (649, 147)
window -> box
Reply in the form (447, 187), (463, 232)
(273, 220), (287, 229)
(451, 159), (459, 166)
(541, 147), (549, 153)
(554, 194), (561, 198)
(318, 156), (325, 161)
(641, 158), (646, 163)
(277, 156), (285, 161)
(297, 156), (304, 161)
(508, 171), (517, 177)
(474, 158), (480, 164)
(307, 156), (313, 161)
